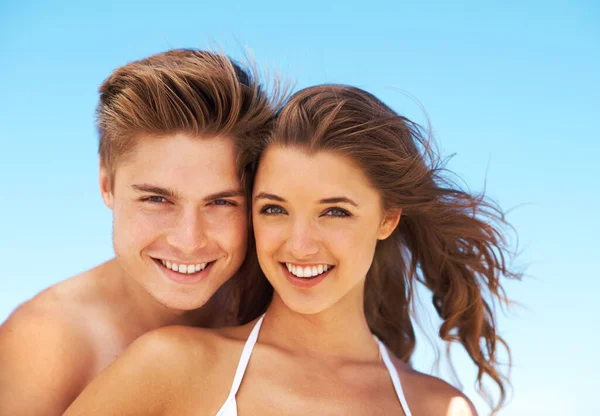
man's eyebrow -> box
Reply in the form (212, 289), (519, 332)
(132, 185), (244, 201)
(203, 189), (245, 201)
(254, 192), (286, 203)
(131, 184), (178, 199)
(318, 197), (358, 207)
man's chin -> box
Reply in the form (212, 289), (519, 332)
(148, 286), (214, 312)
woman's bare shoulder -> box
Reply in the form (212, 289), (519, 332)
(389, 355), (478, 416)
(136, 319), (259, 371)
(105, 325), (222, 382)
(137, 324), (240, 365)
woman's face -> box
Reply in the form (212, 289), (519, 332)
(252, 146), (400, 315)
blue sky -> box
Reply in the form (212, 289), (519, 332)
(1, 1), (598, 414)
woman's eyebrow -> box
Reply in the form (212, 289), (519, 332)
(254, 192), (286, 202)
(318, 197), (358, 207)
(254, 193), (358, 207)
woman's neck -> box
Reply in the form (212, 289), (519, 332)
(259, 283), (380, 362)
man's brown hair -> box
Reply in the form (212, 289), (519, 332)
(97, 48), (279, 188)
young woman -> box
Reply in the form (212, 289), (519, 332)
(65, 85), (518, 416)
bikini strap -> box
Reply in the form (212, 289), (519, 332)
(375, 336), (413, 416)
(225, 314), (266, 397)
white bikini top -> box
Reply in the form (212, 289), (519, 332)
(216, 314), (413, 416)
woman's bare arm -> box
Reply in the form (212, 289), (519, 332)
(63, 328), (185, 416)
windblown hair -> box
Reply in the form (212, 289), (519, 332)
(97, 48), (279, 188)
(238, 84), (520, 414)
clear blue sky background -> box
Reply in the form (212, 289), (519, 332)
(1, 1), (598, 414)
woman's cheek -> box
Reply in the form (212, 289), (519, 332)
(255, 221), (285, 252)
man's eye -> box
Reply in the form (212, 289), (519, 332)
(212, 199), (235, 206)
(260, 205), (286, 215)
(323, 207), (351, 217)
(144, 196), (167, 204)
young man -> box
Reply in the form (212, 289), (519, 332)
(0, 49), (277, 415)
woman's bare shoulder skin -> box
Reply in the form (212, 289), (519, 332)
(389, 354), (479, 416)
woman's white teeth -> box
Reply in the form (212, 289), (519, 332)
(285, 263), (331, 278)
(160, 260), (207, 274)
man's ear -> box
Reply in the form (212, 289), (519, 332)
(377, 208), (402, 240)
(99, 160), (114, 210)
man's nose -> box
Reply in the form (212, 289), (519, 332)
(166, 207), (208, 254)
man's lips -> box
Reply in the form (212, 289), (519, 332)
(151, 257), (214, 275)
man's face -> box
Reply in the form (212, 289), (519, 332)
(100, 134), (247, 311)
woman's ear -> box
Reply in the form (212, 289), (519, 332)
(377, 208), (402, 240)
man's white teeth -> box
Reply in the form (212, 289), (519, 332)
(285, 263), (332, 278)
(160, 260), (208, 274)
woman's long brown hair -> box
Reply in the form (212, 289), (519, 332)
(236, 84), (521, 414)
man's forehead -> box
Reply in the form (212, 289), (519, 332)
(113, 134), (242, 198)
(121, 133), (235, 167)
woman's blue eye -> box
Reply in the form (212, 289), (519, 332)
(260, 205), (286, 215)
(324, 207), (350, 217)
